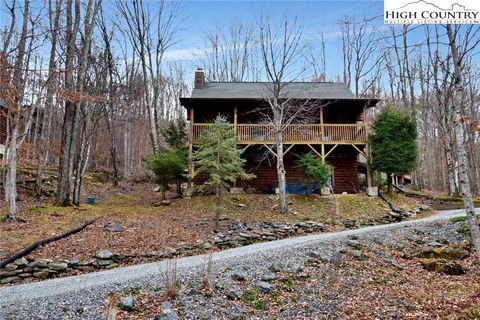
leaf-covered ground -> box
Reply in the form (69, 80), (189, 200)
(0, 179), (424, 262)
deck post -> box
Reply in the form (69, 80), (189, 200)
(363, 107), (372, 190)
(234, 105), (238, 137)
(188, 106), (195, 188)
(320, 106), (325, 163)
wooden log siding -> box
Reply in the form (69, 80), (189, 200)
(192, 123), (367, 145)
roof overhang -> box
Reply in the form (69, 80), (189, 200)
(180, 97), (380, 110)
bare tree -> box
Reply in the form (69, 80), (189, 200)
(338, 17), (385, 98)
(56, 0), (101, 206)
(199, 22), (260, 82)
(2, 0), (32, 220)
(259, 16), (317, 214)
(446, 24), (480, 263)
(116, 0), (181, 153)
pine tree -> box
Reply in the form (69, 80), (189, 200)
(192, 115), (254, 228)
(369, 108), (417, 194)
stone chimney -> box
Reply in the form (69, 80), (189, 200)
(194, 68), (205, 89)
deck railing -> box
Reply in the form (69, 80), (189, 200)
(192, 123), (367, 144)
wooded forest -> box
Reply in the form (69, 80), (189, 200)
(1, 0), (479, 217)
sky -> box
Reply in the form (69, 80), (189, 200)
(164, 0), (385, 78)
(1, 0), (477, 84)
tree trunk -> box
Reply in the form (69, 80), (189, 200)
(214, 186), (220, 230)
(6, 125), (18, 220)
(275, 130), (287, 214)
(106, 111), (119, 186)
(387, 174), (393, 194)
(123, 120), (131, 179)
(446, 24), (480, 263)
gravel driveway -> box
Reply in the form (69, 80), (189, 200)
(0, 208), (476, 319)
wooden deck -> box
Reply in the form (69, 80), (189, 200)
(192, 123), (367, 145)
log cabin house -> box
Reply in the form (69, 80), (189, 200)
(180, 69), (379, 194)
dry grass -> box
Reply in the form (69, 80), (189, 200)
(162, 258), (178, 299)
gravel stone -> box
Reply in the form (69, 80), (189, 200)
(119, 296), (134, 311)
(257, 281), (272, 293)
(260, 272), (277, 282)
(231, 272), (246, 282)
(268, 262), (283, 273)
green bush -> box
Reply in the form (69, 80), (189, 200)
(144, 149), (185, 199)
(297, 153), (331, 193)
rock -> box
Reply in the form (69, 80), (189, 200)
(36, 259), (52, 268)
(330, 250), (343, 267)
(0, 251), (7, 258)
(163, 247), (177, 257)
(351, 250), (365, 261)
(96, 250), (113, 260)
(1, 276), (21, 284)
(343, 219), (356, 229)
(153, 185), (161, 192)
(0, 270), (19, 278)
(320, 187), (331, 196)
(346, 240), (362, 250)
(157, 301), (178, 320)
(4, 264), (17, 272)
(119, 296), (135, 311)
(307, 251), (330, 262)
(97, 259), (114, 267)
(260, 272), (277, 282)
(291, 263), (304, 273)
(225, 306), (248, 320)
(68, 259), (80, 267)
(79, 259), (96, 266)
(427, 240), (442, 247)
(33, 271), (50, 279)
(202, 242), (212, 250)
(13, 257), (29, 268)
(298, 272), (309, 279)
(104, 222), (125, 233)
(225, 288), (242, 300)
(296, 228), (305, 235)
(48, 262), (68, 272)
(236, 203), (246, 208)
(421, 259), (465, 275)
(419, 204), (432, 211)
(257, 281), (272, 293)
(18, 273), (32, 278)
(231, 272), (247, 282)
(420, 247), (469, 260)
(153, 200), (171, 207)
(268, 262), (283, 273)
(230, 188), (245, 194)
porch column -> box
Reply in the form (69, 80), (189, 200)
(188, 106), (195, 188)
(234, 105), (238, 136)
(364, 106), (372, 189)
(320, 106), (325, 163)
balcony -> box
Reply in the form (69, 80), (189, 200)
(191, 123), (367, 145)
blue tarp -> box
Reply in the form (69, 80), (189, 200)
(270, 183), (317, 194)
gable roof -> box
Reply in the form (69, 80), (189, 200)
(189, 82), (355, 100)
